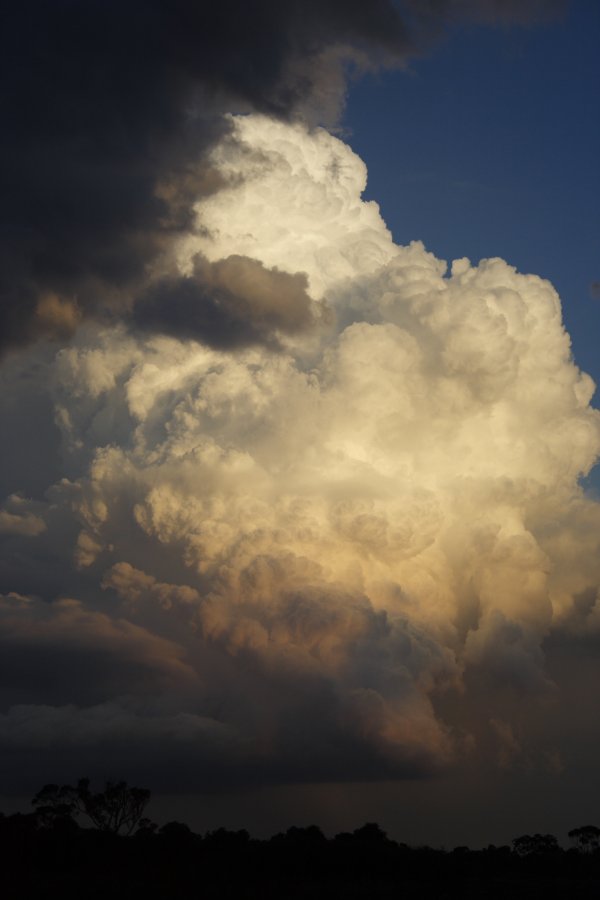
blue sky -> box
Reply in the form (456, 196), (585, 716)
(344, 0), (600, 483)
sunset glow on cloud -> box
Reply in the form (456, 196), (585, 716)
(1, 111), (599, 802)
(1, 0), (599, 849)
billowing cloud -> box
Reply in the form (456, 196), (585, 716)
(0, 110), (598, 796)
(0, 0), (565, 356)
(0, 0), (409, 355)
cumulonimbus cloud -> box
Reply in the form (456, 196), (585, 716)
(0, 109), (598, 792)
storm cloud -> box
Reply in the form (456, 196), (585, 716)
(1, 102), (598, 797)
(134, 255), (320, 349)
(1, 0), (564, 354)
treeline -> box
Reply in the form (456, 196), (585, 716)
(2, 780), (600, 898)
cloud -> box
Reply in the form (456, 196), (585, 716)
(0, 0), (410, 356)
(490, 718), (523, 769)
(134, 254), (322, 349)
(177, 115), (399, 300)
(0, 700), (244, 793)
(100, 560), (458, 781)
(0, 0), (566, 356)
(0, 110), (598, 794)
(0, 496), (46, 537)
(0, 591), (195, 710)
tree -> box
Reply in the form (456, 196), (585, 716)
(32, 778), (151, 835)
(159, 820), (193, 839)
(352, 822), (390, 843)
(512, 833), (559, 857)
(32, 783), (79, 829)
(568, 825), (600, 854)
(76, 778), (151, 835)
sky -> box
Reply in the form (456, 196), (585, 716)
(0, 0), (599, 848)
(344, 0), (600, 431)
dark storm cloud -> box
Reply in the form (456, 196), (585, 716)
(0, 0), (581, 800)
(0, 684), (442, 796)
(0, 593), (195, 710)
(0, 0), (411, 354)
(134, 255), (319, 349)
(0, 0), (565, 355)
(0, 566), (455, 794)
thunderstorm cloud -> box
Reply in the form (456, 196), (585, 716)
(1, 106), (599, 795)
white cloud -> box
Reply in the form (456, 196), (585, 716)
(1, 115), (599, 787)
(178, 115), (398, 302)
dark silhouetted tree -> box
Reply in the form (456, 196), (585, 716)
(32, 783), (79, 829)
(134, 817), (158, 838)
(272, 825), (327, 845)
(353, 822), (390, 843)
(204, 826), (250, 847)
(32, 778), (150, 835)
(568, 825), (600, 853)
(159, 820), (193, 838)
(75, 778), (150, 835)
(512, 833), (559, 856)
